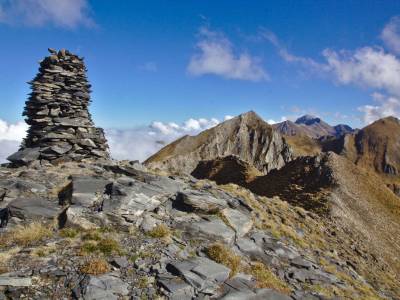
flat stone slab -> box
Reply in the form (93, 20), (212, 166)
(70, 176), (111, 207)
(167, 257), (230, 293)
(158, 275), (194, 300)
(221, 208), (253, 237)
(8, 197), (60, 220)
(0, 276), (32, 287)
(185, 216), (235, 244)
(7, 148), (40, 165)
(174, 190), (228, 213)
(0, 179), (46, 194)
(191, 257), (231, 283)
(84, 274), (129, 300)
(103, 181), (162, 218)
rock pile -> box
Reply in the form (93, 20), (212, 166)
(8, 48), (109, 165)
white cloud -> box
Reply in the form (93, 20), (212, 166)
(381, 16), (400, 54)
(0, 120), (28, 141)
(358, 94), (400, 124)
(266, 116), (287, 125)
(0, 0), (94, 28)
(261, 29), (325, 71)
(0, 120), (28, 163)
(188, 27), (268, 81)
(323, 47), (400, 96)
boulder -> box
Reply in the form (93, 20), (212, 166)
(8, 197), (60, 220)
(174, 190), (228, 214)
(7, 148), (40, 165)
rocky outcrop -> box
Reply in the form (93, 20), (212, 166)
(7, 48), (109, 165)
(0, 159), (399, 299)
(324, 116), (400, 177)
(145, 111), (293, 174)
(191, 155), (261, 185)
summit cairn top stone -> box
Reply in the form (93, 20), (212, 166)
(8, 48), (110, 165)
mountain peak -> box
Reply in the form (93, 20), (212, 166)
(295, 114), (321, 125)
(145, 111), (292, 174)
(238, 110), (261, 120)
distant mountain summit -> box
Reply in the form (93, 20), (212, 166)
(294, 114), (321, 125)
(273, 115), (354, 139)
(145, 111), (292, 174)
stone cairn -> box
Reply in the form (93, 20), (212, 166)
(8, 48), (110, 165)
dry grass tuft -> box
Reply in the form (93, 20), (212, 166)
(59, 228), (79, 239)
(33, 244), (57, 257)
(205, 243), (241, 277)
(80, 258), (110, 275)
(148, 224), (170, 239)
(80, 238), (122, 257)
(6, 222), (53, 247)
(0, 247), (20, 273)
(82, 231), (102, 241)
(249, 262), (291, 294)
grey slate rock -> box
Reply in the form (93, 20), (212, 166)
(220, 208), (253, 237)
(0, 276), (32, 287)
(185, 216), (236, 244)
(7, 148), (40, 165)
(111, 257), (129, 269)
(83, 274), (129, 300)
(174, 190), (228, 213)
(157, 275), (194, 300)
(69, 176), (110, 207)
(8, 197), (60, 220)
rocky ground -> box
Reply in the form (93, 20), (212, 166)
(0, 159), (398, 300)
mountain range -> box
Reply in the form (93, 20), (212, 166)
(273, 114), (354, 139)
(2, 107), (400, 299)
(144, 111), (400, 298)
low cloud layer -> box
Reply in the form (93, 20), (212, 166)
(0, 0), (94, 28)
(188, 27), (268, 81)
(107, 116), (226, 162)
(0, 120), (28, 163)
(0, 116), (231, 163)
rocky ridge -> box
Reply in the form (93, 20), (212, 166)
(0, 160), (397, 299)
(8, 48), (109, 166)
(145, 111), (293, 175)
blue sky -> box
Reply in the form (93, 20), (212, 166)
(1, 0), (400, 161)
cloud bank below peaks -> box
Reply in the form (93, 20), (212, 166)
(105, 116), (231, 162)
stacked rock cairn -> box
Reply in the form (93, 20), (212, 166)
(8, 48), (110, 165)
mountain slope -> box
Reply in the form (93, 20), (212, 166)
(145, 111), (293, 174)
(324, 116), (400, 194)
(191, 152), (400, 286)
